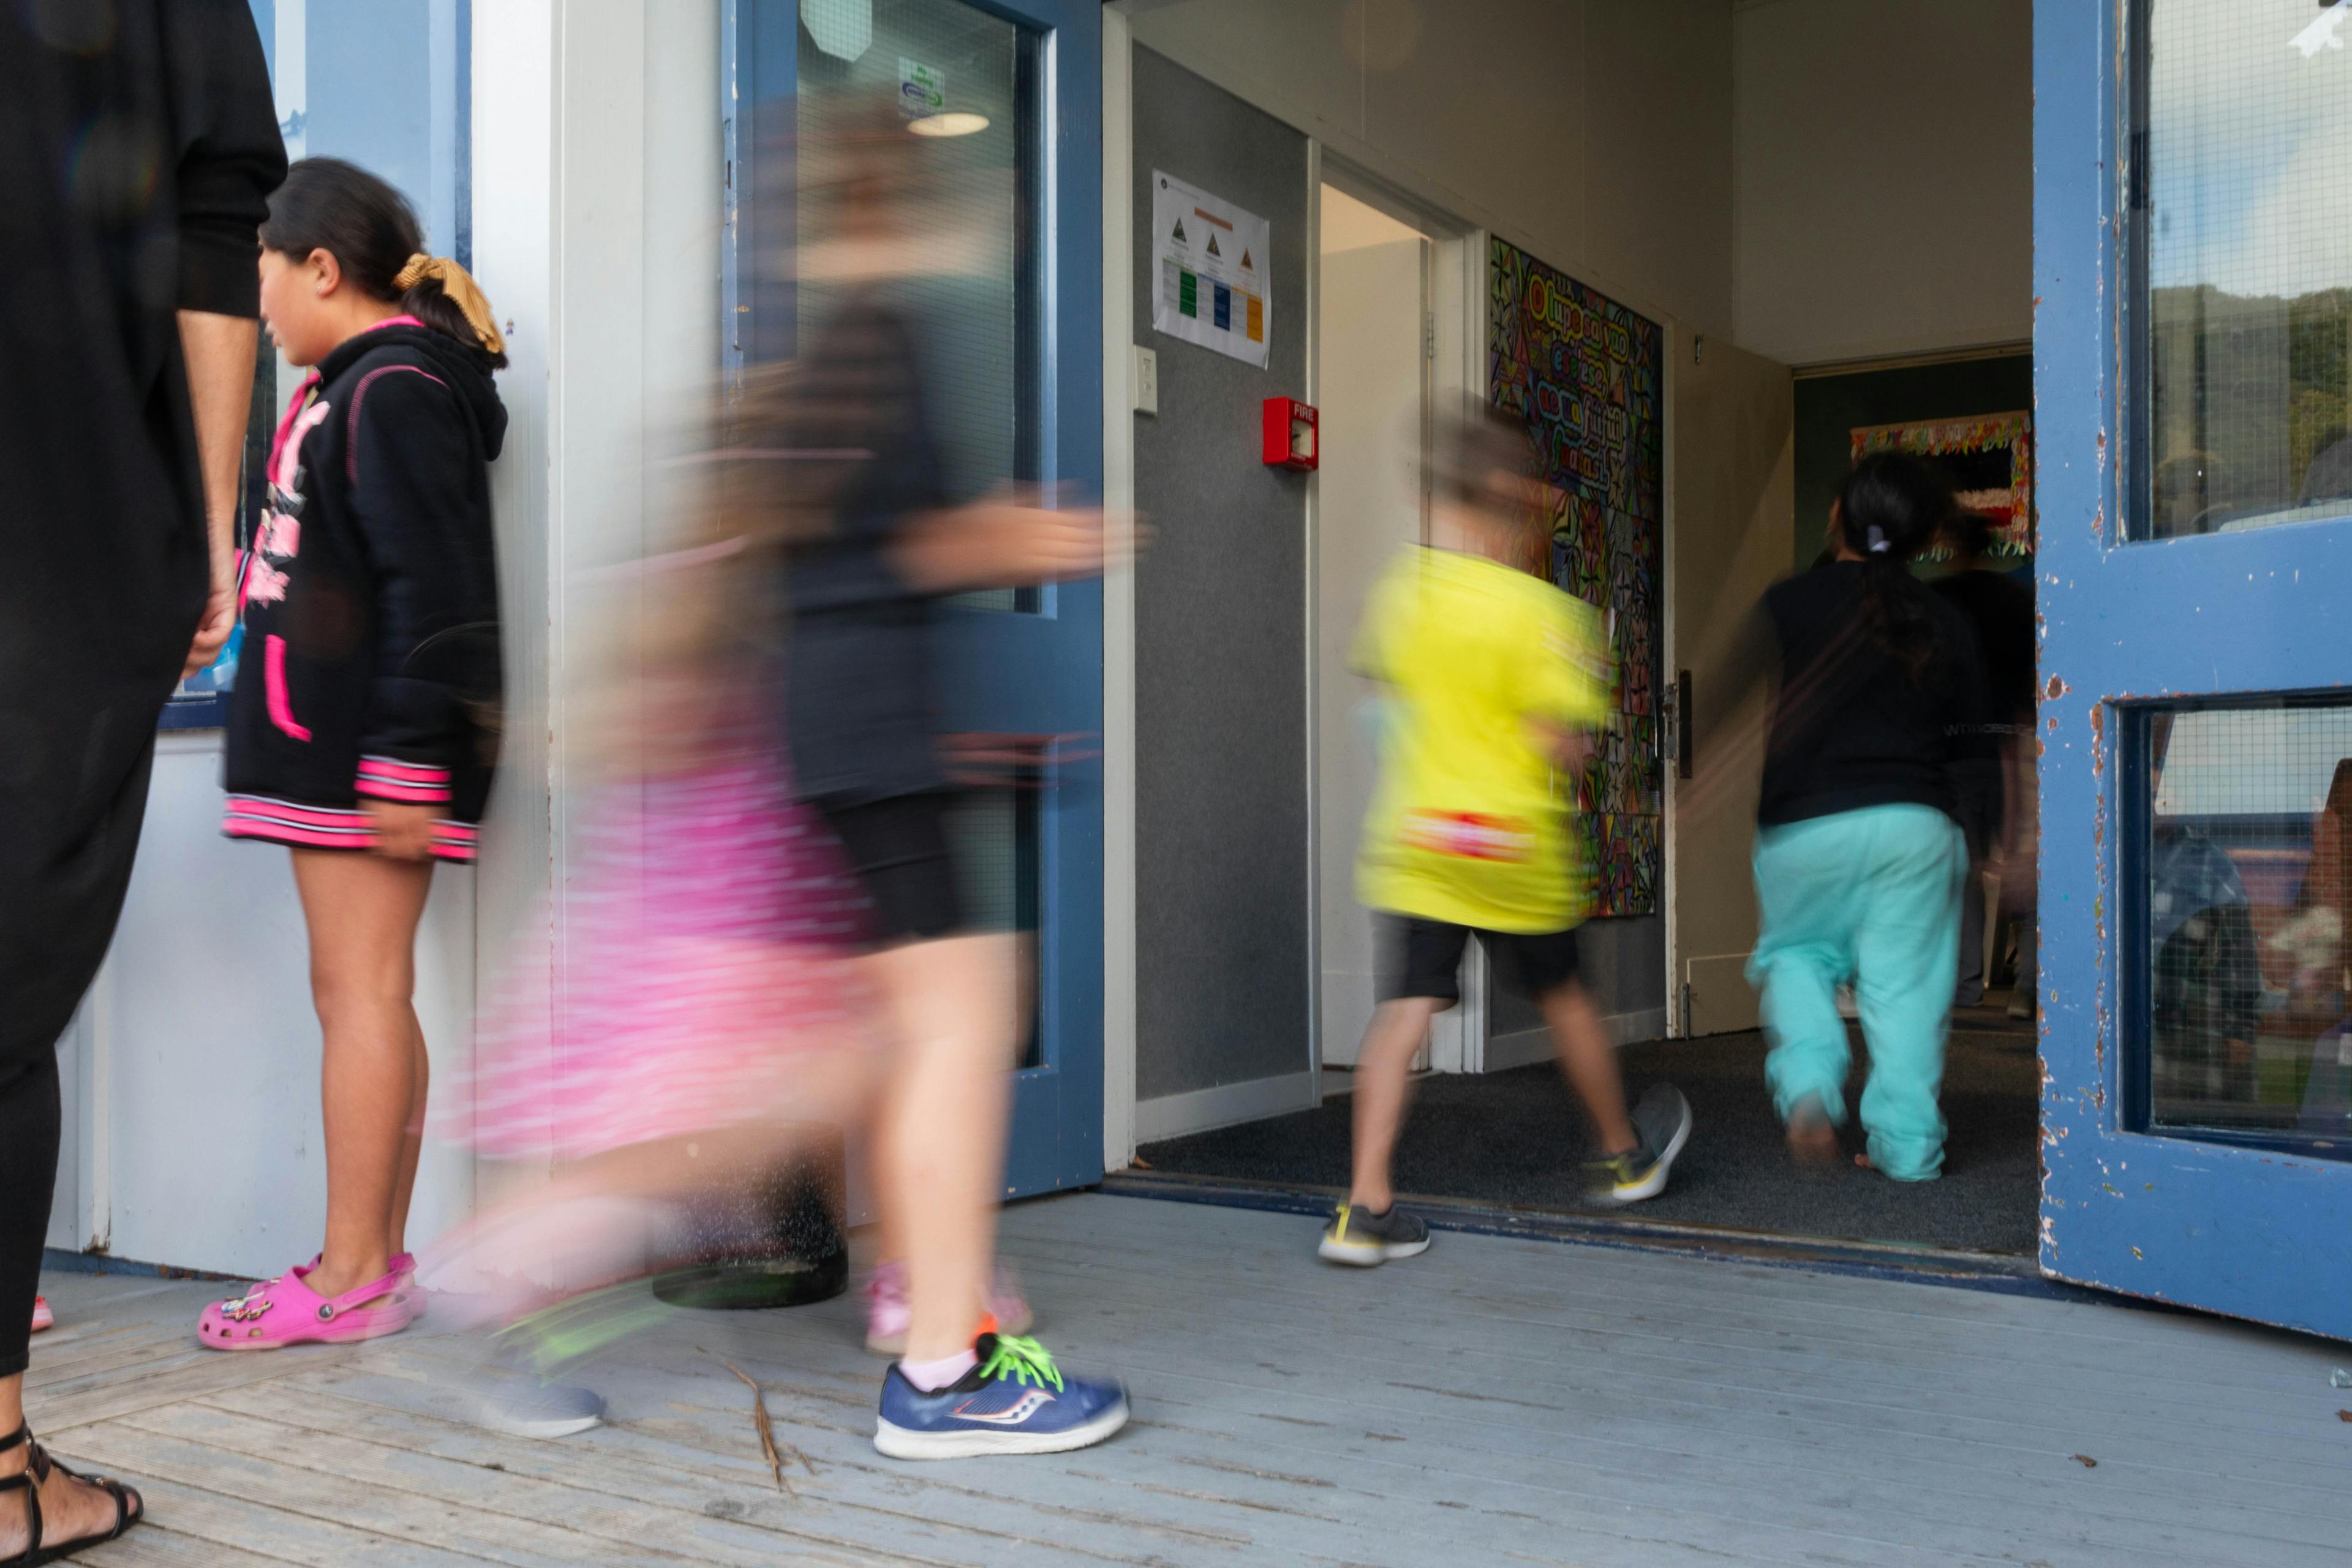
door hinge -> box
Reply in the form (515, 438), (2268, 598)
(1676, 669), (1694, 780)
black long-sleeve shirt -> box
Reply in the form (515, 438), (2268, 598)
(772, 298), (957, 806)
(1751, 564), (1990, 827)
(2, 2), (284, 1060)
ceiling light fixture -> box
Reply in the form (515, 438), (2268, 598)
(908, 111), (990, 137)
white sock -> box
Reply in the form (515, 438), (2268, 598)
(900, 1348), (979, 1392)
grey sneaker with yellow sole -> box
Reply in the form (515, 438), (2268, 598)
(1317, 1202), (1432, 1266)
(1582, 1083), (1694, 1205)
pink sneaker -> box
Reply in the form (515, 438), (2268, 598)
(29, 1296), (52, 1334)
(197, 1257), (417, 1351)
(863, 1260), (1033, 1355)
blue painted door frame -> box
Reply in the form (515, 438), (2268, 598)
(726, 0), (1105, 1197)
(2035, 4), (2352, 1339)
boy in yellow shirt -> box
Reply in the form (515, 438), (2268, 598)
(1321, 409), (1692, 1265)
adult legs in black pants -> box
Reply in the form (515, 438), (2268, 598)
(0, 716), (167, 1558)
(0, 1057), (62, 1384)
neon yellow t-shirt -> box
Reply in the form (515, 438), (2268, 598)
(1353, 546), (1610, 933)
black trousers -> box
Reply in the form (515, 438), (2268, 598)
(0, 1058), (61, 1380)
(0, 717), (167, 1379)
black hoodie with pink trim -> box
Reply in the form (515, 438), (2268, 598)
(222, 321), (504, 859)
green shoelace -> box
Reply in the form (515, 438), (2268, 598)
(492, 1281), (677, 1378)
(978, 1333), (1066, 1392)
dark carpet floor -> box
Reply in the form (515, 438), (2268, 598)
(1137, 1017), (2042, 1256)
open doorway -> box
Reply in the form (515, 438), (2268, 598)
(1141, 336), (2046, 1262)
(1117, 1), (2044, 1269)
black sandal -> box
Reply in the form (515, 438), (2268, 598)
(0, 1423), (141, 1566)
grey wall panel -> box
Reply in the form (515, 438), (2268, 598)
(1132, 47), (1311, 1101)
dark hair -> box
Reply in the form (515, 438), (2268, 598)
(1943, 507), (1997, 563)
(260, 157), (507, 369)
(1836, 450), (1956, 684)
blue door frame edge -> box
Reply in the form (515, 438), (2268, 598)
(2035, 1), (2352, 1340)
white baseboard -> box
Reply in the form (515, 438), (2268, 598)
(1134, 1071), (1318, 1144)
(1481, 1005), (1672, 1073)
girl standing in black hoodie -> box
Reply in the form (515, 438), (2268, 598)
(200, 160), (505, 1350)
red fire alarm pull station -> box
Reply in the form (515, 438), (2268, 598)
(1262, 397), (1317, 470)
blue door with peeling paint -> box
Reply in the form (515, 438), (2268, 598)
(2037, 1), (2352, 1338)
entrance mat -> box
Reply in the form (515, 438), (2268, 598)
(1133, 1028), (2041, 1257)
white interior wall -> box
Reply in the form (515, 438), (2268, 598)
(1732, 0), (2032, 366)
(1125, 0), (1736, 341)
(1315, 194), (1427, 1070)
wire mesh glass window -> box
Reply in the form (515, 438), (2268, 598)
(2130, 702), (2352, 1158)
(2126, 1), (2352, 540)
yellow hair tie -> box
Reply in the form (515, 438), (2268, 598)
(393, 252), (506, 358)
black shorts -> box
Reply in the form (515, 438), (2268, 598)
(817, 793), (967, 944)
(1373, 914), (1581, 1006)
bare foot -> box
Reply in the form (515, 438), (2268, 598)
(1786, 1101), (1840, 1167)
(0, 1438), (140, 1559)
(1853, 1152), (1875, 1172)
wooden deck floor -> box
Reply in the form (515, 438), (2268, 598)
(29, 1193), (2350, 1567)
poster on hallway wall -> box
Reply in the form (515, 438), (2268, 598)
(1152, 171), (1270, 368)
(1488, 238), (1665, 919)
(1849, 412), (2034, 557)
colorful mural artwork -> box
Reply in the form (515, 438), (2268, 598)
(1488, 238), (1665, 918)
(1849, 411), (2035, 557)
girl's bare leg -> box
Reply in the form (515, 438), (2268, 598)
(291, 848), (434, 1300)
(388, 1009), (429, 1258)
(423, 1036), (884, 1310)
(867, 934), (1020, 1363)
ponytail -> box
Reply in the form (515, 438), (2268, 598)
(260, 157), (508, 369)
(392, 253), (507, 363)
(1836, 451), (1955, 687)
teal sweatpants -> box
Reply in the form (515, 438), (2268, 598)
(1746, 803), (1967, 1182)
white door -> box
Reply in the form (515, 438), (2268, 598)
(1314, 191), (1430, 1068)
(1667, 335), (1793, 1036)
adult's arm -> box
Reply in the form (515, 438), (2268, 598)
(178, 310), (258, 674)
(165, 0), (286, 674)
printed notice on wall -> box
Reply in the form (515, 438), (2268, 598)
(1152, 172), (1270, 369)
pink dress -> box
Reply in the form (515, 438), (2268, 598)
(447, 729), (873, 1164)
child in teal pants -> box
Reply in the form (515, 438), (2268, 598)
(1719, 451), (1990, 1183)
(1748, 804), (1967, 1182)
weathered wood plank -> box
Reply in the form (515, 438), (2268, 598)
(34, 1193), (2348, 1568)
(27, 1455), (499, 1568)
(74, 1522), (305, 1568)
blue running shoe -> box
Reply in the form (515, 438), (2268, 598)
(874, 1333), (1129, 1459)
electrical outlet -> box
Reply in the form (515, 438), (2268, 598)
(1133, 345), (1158, 415)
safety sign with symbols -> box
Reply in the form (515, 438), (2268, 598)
(1152, 171), (1269, 369)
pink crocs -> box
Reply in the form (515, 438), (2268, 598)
(197, 1257), (418, 1351)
